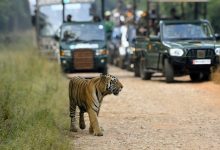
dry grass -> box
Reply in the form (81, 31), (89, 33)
(0, 33), (71, 149)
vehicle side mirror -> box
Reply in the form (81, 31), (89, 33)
(215, 33), (220, 41)
(132, 38), (136, 43)
(150, 35), (160, 42)
(53, 34), (60, 41)
(115, 35), (120, 39)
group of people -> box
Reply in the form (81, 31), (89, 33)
(105, 7), (181, 41)
(65, 6), (181, 44)
(137, 7), (181, 36)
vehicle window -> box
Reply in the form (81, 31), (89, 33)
(38, 3), (99, 37)
(64, 3), (94, 22)
(61, 24), (105, 42)
(162, 22), (214, 41)
(39, 4), (63, 37)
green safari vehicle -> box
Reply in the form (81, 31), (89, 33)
(134, 20), (220, 82)
(58, 22), (108, 74)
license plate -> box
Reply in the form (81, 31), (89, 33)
(192, 59), (211, 65)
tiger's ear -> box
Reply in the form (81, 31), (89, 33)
(100, 74), (108, 81)
(100, 73), (108, 77)
(100, 73), (104, 77)
(100, 73), (105, 79)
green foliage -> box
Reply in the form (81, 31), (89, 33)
(0, 0), (31, 33)
(208, 0), (220, 33)
(0, 34), (71, 149)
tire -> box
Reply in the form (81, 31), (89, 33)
(164, 58), (174, 83)
(201, 72), (211, 81)
(60, 65), (69, 73)
(189, 72), (201, 82)
(100, 66), (108, 75)
(113, 58), (119, 66)
(140, 59), (152, 80)
(134, 61), (140, 77)
(119, 58), (126, 69)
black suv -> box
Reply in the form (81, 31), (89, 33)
(134, 20), (220, 82)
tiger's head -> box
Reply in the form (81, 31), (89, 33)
(100, 74), (123, 95)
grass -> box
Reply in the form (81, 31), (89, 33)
(0, 33), (71, 149)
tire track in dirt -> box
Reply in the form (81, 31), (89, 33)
(67, 65), (220, 150)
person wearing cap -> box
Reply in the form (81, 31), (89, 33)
(104, 11), (114, 40)
(137, 11), (148, 35)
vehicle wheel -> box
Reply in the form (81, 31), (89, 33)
(134, 61), (140, 77)
(119, 58), (126, 69)
(189, 72), (201, 82)
(164, 58), (174, 83)
(109, 56), (114, 65)
(201, 72), (211, 81)
(60, 65), (68, 73)
(100, 67), (108, 75)
(113, 58), (118, 66)
(140, 59), (152, 80)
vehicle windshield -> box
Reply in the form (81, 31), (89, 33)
(39, 4), (63, 37)
(64, 3), (94, 22)
(61, 24), (105, 42)
(39, 2), (100, 37)
(162, 22), (214, 41)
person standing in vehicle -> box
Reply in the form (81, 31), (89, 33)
(170, 8), (180, 20)
(104, 11), (114, 40)
(67, 14), (72, 22)
(137, 11), (148, 35)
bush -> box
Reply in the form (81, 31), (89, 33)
(0, 34), (71, 149)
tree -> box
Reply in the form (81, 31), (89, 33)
(0, 0), (31, 33)
(208, 0), (220, 33)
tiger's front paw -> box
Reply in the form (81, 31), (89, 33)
(93, 130), (103, 136)
(89, 126), (103, 136)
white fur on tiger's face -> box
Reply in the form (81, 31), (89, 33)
(103, 74), (123, 95)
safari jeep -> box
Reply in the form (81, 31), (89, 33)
(57, 22), (108, 74)
(134, 20), (220, 82)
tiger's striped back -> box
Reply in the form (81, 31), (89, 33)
(69, 76), (89, 114)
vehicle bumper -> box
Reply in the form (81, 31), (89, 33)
(60, 55), (108, 73)
(169, 56), (219, 74)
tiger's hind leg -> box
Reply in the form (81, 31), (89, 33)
(69, 99), (77, 132)
(79, 110), (86, 129)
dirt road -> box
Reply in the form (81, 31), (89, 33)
(68, 65), (220, 150)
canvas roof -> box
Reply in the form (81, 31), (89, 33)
(38, 0), (95, 5)
(148, 0), (209, 2)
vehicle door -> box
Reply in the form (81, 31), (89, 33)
(146, 34), (161, 69)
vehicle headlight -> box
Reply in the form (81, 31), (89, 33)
(60, 50), (71, 56)
(169, 48), (184, 56)
(96, 49), (108, 56)
(215, 48), (220, 56)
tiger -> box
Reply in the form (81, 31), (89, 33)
(69, 74), (123, 136)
